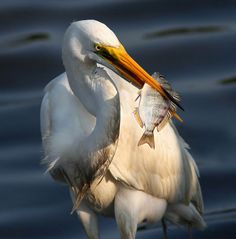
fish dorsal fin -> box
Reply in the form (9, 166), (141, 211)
(152, 72), (183, 125)
(152, 72), (181, 102)
(133, 107), (144, 128)
(172, 91), (181, 102)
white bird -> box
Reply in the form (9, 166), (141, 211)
(40, 20), (206, 239)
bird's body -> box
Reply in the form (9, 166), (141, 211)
(41, 20), (205, 239)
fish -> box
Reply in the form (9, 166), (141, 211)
(133, 72), (183, 149)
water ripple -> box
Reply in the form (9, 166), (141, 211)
(144, 25), (232, 39)
(1, 0), (236, 238)
(219, 76), (236, 85)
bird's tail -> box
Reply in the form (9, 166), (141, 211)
(138, 131), (155, 149)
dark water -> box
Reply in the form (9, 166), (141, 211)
(1, 0), (236, 238)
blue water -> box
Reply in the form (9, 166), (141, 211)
(1, 0), (236, 238)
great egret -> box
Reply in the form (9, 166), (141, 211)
(40, 20), (206, 239)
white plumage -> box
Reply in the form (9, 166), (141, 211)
(40, 20), (206, 239)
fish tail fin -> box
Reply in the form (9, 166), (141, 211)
(138, 132), (155, 149)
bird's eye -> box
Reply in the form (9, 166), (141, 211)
(95, 45), (101, 51)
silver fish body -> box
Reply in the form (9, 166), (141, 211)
(134, 72), (181, 149)
(139, 82), (170, 131)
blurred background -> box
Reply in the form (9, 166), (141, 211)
(1, 0), (236, 238)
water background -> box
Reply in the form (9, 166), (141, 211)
(1, 0), (236, 238)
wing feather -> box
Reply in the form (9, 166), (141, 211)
(102, 67), (203, 210)
(40, 73), (95, 178)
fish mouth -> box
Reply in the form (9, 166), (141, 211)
(95, 43), (184, 111)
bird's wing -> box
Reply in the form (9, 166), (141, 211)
(109, 123), (195, 204)
(40, 73), (95, 180)
(104, 68), (203, 210)
(171, 124), (204, 213)
(40, 89), (51, 157)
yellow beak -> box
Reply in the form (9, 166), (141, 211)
(97, 44), (183, 110)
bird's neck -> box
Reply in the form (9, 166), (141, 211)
(64, 56), (119, 125)
(63, 57), (120, 191)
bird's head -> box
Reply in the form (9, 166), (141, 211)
(62, 20), (183, 109)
